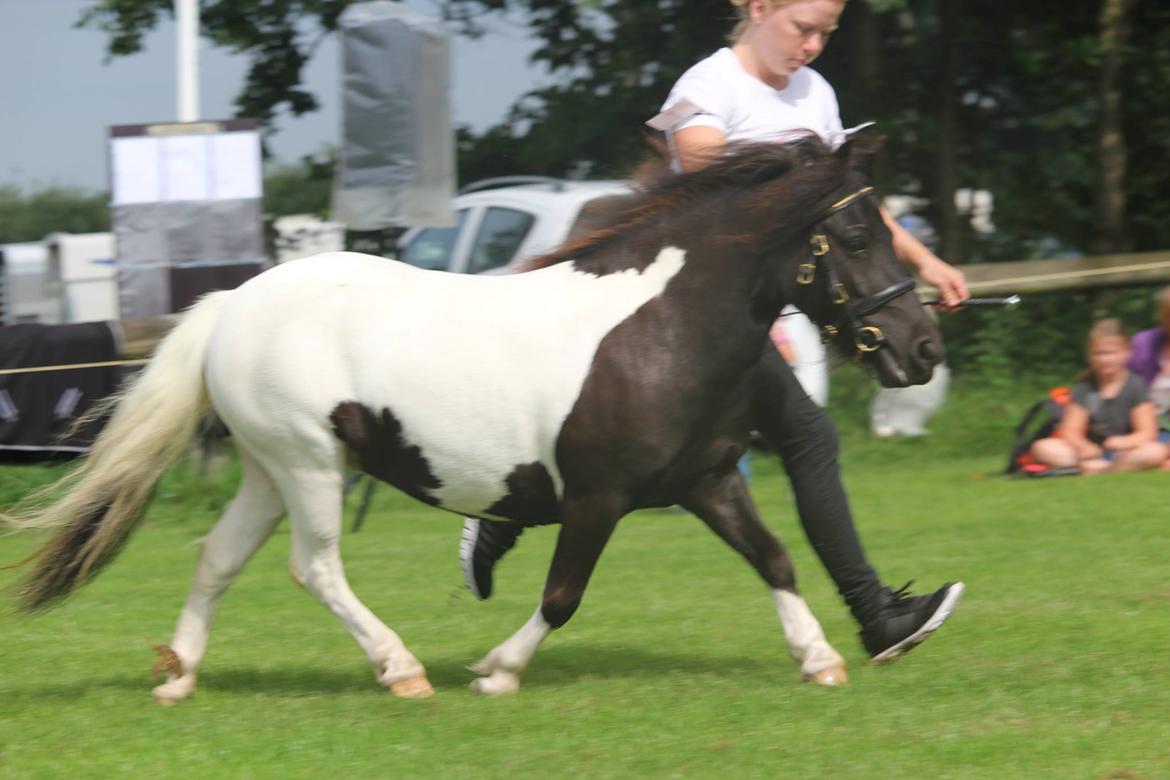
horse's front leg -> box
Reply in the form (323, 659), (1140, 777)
(679, 469), (847, 686)
(470, 496), (621, 695)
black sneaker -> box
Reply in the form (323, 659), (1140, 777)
(459, 517), (524, 600)
(861, 581), (965, 664)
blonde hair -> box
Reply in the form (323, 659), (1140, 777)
(728, 0), (845, 42)
(1087, 318), (1129, 347)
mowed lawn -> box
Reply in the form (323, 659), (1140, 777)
(1, 438), (1168, 778)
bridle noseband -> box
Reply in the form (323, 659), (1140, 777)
(795, 186), (917, 354)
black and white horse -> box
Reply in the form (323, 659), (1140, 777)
(7, 132), (940, 701)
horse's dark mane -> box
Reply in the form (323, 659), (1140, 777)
(523, 132), (879, 272)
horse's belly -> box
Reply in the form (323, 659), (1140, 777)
(330, 399), (561, 524)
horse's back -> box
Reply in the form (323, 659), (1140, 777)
(203, 248), (689, 519)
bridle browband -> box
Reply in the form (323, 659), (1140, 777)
(795, 185), (917, 354)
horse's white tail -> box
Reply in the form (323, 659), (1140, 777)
(4, 291), (233, 612)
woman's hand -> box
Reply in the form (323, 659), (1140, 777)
(1102, 435), (1133, 451)
(916, 255), (970, 309)
(1076, 441), (1104, 460)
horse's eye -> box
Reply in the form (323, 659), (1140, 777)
(843, 226), (868, 257)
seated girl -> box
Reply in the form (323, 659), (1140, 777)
(1030, 319), (1169, 475)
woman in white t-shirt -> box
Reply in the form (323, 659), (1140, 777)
(650, 0), (967, 660)
(462, 0), (967, 664)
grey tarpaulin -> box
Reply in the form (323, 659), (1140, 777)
(333, 1), (456, 230)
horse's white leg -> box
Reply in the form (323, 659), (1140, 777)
(153, 448), (285, 705)
(470, 498), (620, 695)
(773, 589), (847, 685)
(276, 461), (433, 699)
(680, 470), (847, 685)
(468, 607), (552, 695)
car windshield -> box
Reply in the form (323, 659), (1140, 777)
(400, 210), (468, 271)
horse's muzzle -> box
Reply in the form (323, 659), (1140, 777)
(872, 335), (942, 388)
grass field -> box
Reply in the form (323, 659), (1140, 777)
(1, 379), (1168, 779)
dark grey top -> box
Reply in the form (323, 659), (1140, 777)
(1072, 372), (1149, 443)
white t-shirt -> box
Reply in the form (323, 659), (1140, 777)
(646, 47), (842, 405)
(649, 47), (845, 149)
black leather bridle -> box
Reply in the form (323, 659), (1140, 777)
(795, 186), (917, 355)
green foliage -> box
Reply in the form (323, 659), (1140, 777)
(74, 0), (1170, 261)
(262, 151), (335, 219)
(0, 185), (109, 244)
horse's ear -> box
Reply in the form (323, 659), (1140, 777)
(840, 126), (885, 179)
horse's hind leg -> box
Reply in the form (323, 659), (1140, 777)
(153, 447), (285, 705)
(272, 456), (433, 699)
(679, 470), (847, 686)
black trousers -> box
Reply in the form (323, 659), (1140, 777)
(752, 346), (884, 626)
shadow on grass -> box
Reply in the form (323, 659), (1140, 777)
(4, 666), (377, 702)
(423, 642), (788, 691)
(4, 644), (791, 702)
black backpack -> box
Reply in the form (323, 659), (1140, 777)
(1005, 387), (1072, 475)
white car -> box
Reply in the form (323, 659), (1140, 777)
(396, 177), (634, 275)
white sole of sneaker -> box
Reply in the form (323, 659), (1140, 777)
(871, 582), (965, 665)
(459, 518), (485, 600)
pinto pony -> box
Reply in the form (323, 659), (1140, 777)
(5, 132), (941, 701)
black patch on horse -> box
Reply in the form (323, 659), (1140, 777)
(484, 462), (561, 526)
(329, 401), (442, 506)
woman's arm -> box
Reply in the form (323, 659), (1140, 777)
(880, 209), (969, 307)
(1104, 402), (1159, 450)
(671, 126), (727, 172)
(1058, 403), (1102, 459)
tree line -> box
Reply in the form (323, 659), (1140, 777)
(7, 1), (1141, 261)
(13, 0), (1164, 264)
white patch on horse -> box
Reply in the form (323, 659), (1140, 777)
(772, 589), (845, 677)
(206, 248), (688, 519)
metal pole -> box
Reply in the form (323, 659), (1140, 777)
(175, 0), (200, 122)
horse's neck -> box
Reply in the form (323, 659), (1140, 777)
(645, 233), (803, 372)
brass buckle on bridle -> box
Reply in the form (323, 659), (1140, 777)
(855, 326), (884, 353)
(810, 234), (830, 256)
(797, 263), (816, 284)
(821, 324), (838, 344)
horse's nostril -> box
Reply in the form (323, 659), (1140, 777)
(915, 338), (940, 364)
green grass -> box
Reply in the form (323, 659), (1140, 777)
(2, 379), (1169, 778)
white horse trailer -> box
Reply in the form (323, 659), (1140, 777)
(0, 241), (62, 325)
(44, 232), (119, 323)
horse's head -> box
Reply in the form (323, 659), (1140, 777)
(780, 134), (943, 387)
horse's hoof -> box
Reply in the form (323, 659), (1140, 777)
(152, 675), (195, 705)
(152, 685), (188, 706)
(470, 672), (519, 696)
(389, 674), (434, 699)
(804, 665), (849, 686)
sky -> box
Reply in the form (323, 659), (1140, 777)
(0, 0), (542, 191)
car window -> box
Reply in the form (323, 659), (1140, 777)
(400, 209), (468, 271)
(467, 207), (535, 275)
